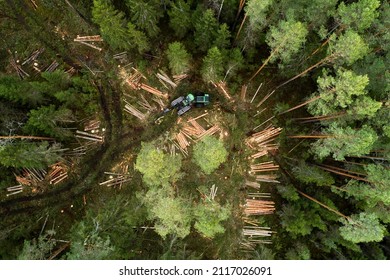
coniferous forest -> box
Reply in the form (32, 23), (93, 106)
(0, 0), (389, 260)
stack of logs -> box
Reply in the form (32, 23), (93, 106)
(156, 70), (177, 88)
(240, 217), (274, 252)
(174, 113), (221, 154)
(48, 163), (68, 185)
(6, 162), (69, 196)
(74, 35), (103, 51)
(246, 126), (282, 184)
(244, 198), (275, 215)
(75, 130), (104, 143)
(99, 167), (131, 188)
(123, 67), (168, 99)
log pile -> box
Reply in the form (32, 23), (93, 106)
(75, 130), (104, 143)
(240, 218), (274, 252)
(124, 101), (147, 121)
(139, 83), (169, 99)
(156, 70), (177, 88)
(84, 119), (101, 132)
(250, 162), (279, 173)
(213, 81), (233, 100)
(10, 57), (29, 79)
(122, 67), (146, 89)
(175, 132), (190, 153)
(173, 74), (188, 83)
(244, 199), (275, 215)
(245, 180), (260, 189)
(6, 185), (24, 196)
(48, 163), (68, 185)
(22, 48), (45, 65)
(45, 60), (59, 72)
(99, 170), (131, 188)
(246, 126), (282, 149)
(138, 94), (155, 112)
(74, 35), (103, 51)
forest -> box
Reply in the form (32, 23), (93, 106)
(0, 0), (389, 260)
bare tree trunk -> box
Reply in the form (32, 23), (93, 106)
(297, 189), (350, 220)
(279, 96), (321, 115)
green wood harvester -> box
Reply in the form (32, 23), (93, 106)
(166, 92), (210, 116)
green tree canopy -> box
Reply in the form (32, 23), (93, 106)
(126, 0), (162, 38)
(311, 124), (378, 161)
(328, 30), (369, 66)
(92, 0), (130, 50)
(337, 0), (381, 32)
(193, 136), (228, 174)
(135, 142), (182, 186)
(166, 42), (191, 75)
(339, 212), (386, 243)
(194, 9), (219, 52)
(0, 141), (61, 169)
(201, 47), (224, 83)
(23, 105), (74, 140)
(168, 0), (192, 38)
(141, 185), (192, 239)
(194, 199), (231, 238)
(266, 20), (308, 67)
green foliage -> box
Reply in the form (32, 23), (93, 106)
(126, 0), (161, 38)
(0, 141), (61, 169)
(308, 69), (375, 117)
(92, 0), (130, 50)
(168, 0), (192, 38)
(193, 136), (228, 174)
(329, 30), (369, 66)
(18, 231), (56, 260)
(266, 20), (308, 67)
(194, 9), (219, 52)
(292, 162), (335, 186)
(66, 220), (114, 260)
(245, 0), (273, 32)
(279, 202), (327, 237)
(339, 213), (386, 243)
(276, 184), (300, 201)
(141, 185), (192, 239)
(166, 42), (191, 75)
(213, 23), (231, 49)
(285, 243), (311, 260)
(23, 105), (74, 139)
(311, 124), (378, 160)
(337, 0), (380, 32)
(0, 76), (43, 105)
(201, 47), (224, 83)
(194, 199), (231, 238)
(135, 142), (182, 186)
(127, 23), (150, 53)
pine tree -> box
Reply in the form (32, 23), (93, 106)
(193, 136), (228, 174)
(250, 20), (308, 80)
(135, 142), (182, 186)
(166, 42), (191, 75)
(141, 185), (192, 239)
(92, 0), (130, 50)
(126, 0), (162, 38)
(194, 9), (219, 52)
(127, 22), (150, 54)
(168, 0), (192, 38)
(311, 124), (378, 161)
(339, 212), (386, 243)
(201, 47), (224, 83)
(0, 141), (61, 168)
(337, 0), (381, 32)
